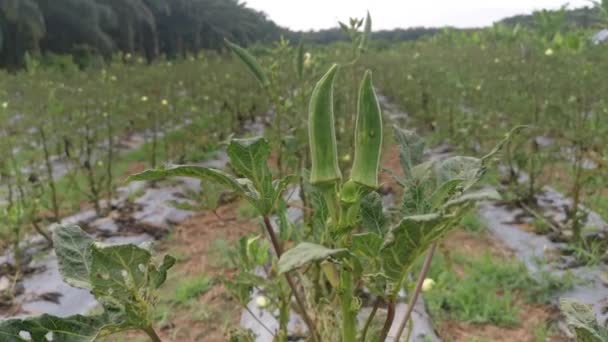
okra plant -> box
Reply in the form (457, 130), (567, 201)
(126, 53), (515, 340)
(0, 224), (175, 341)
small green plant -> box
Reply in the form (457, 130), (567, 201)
(0, 225), (175, 341)
(172, 275), (213, 305)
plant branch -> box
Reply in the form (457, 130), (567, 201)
(262, 216), (320, 342)
(378, 299), (395, 342)
(360, 296), (381, 342)
(142, 325), (162, 342)
(394, 242), (438, 341)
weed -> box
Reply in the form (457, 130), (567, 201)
(173, 274), (214, 305)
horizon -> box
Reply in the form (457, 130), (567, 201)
(246, 0), (591, 31)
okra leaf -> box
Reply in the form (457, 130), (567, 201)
(150, 254), (177, 289)
(0, 314), (109, 342)
(272, 174), (298, 209)
(360, 192), (387, 235)
(227, 137), (274, 214)
(560, 299), (608, 342)
(351, 232), (383, 258)
(127, 165), (245, 196)
(225, 39), (270, 88)
(443, 188), (501, 209)
(53, 224), (94, 290)
(394, 126), (425, 176)
(278, 242), (349, 274)
(381, 213), (456, 289)
(434, 156), (481, 190)
(90, 243), (173, 327)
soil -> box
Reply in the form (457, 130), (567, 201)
(438, 303), (566, 342)
(436, 229), (569, 342)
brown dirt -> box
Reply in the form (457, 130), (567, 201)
(438, 303), (566, 342)
(122, 161), (148, 179)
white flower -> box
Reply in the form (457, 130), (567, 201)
(18, 330), (32, 341)
(422, 278), (435, 292)
(1, 102), (7, 109)
(161, 99), (168, 106)
(545, 48), (554, 56)
(255, 295), (270, 308)
(141, 96), (148, 102)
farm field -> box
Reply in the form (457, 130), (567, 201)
(0, 1), (608, 341)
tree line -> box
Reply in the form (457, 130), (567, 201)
(0, 0), (283, 68)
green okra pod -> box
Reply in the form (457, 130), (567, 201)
(225, 39), (270, 88)
(309, 64), (342, 185)
(350, 70), (383, 189)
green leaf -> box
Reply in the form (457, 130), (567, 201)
(360, 192), (387, 235)
(272, 175), (298, 210)
(128, 165), (245, 196)
(150, 255), (176, 289)
(0, 314), (108, 342)
(225, 39), (270, 88)
(394, 126), (425, 176)
(53, 224), (94, 290)
(443, 188), (501, 209)
(560, 299), (608, 342)
(381, 213), (459, 293)
(90, 243), (173, 327)
(278, 242), (348, 274)
(352, 232), (383, 258)
(227, 137), (274, 214)
(434, 156), (481, 189)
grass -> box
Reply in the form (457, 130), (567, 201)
(208, 236), (238, 268)
(172, 274), (214, 305)
(460, 212), (485, 234)
(422, 251), (576, 327)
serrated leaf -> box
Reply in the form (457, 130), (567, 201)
(360, 192), (387, 235)
(53, 224), (94, 290)
(90, 244), (154, 327)
(434, 156), (481, 189)
(0, 314), (108, 342)
(225, 39), (269, 88)
(227, 137), (274, 214)
(394, 126), (425, 176)
(128, 165), (245, 195)
(381, 213), (460, 293)
(278, 243), (348, 274)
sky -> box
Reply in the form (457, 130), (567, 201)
(245, 0), (591, 31)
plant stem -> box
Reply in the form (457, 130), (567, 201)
(378, 299), (395, 342)
(394, 243), (438, 342)
(340, 269), (357, 342)
(360, 296), (381, 342)
(262, 216), (320, 342)
(142, 326), (162, 342)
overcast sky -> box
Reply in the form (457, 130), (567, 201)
(245, 0), (591, 30)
